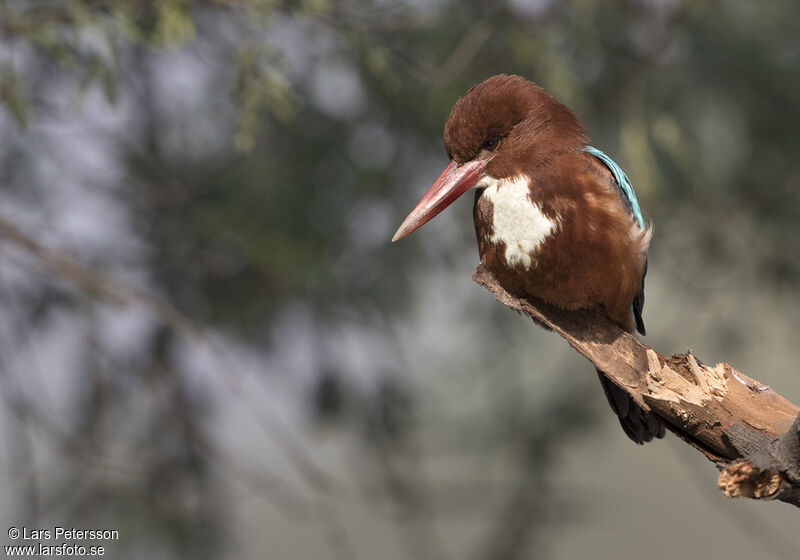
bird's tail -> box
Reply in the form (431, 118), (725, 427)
(596, 368), (665, 444)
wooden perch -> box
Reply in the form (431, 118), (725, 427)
(473, 264), (800, 508)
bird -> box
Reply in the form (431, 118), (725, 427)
(392, 74), (664, 444)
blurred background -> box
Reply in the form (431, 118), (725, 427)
(1, 1), (799, 558)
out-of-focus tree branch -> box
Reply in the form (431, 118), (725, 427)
(473, 264), (800, 508)
(0, 212), (358, 558)
(0, 213), (203, 340)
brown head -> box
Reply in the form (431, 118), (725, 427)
(393, 74), (588, 241)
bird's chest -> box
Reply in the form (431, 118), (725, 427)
(473, 176), (560, 273)
(472, 173), (647, 323)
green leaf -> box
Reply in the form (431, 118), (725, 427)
(0, 69), (28, 128)
(155, 0), (196, 46)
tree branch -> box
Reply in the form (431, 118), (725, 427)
(473, 264), (800, 508)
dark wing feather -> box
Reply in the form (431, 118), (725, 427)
(583, 146), (648, 336)
(597, 368), (665, 444)
(633, 257), (647, 336)
(584, 147), (662, 443)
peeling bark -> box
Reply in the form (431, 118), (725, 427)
(473, 264), (800, 508)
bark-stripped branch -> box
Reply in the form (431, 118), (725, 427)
(473, 264), (800, 508)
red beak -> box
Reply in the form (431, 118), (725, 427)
(392, 159), (487, 242)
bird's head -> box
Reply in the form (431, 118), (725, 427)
(392, 74), (587, 242)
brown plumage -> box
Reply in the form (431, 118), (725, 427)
(445, 75), (588, 173)
(394, 74), (664, 443)
(473, 150), (651, 333)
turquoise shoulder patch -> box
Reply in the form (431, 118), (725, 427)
(582, 146), (644, 228)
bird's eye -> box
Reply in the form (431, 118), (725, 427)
(482, 136), (500, 151)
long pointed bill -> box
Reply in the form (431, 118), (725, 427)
(392, 159), (486, 242)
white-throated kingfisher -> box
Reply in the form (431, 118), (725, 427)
(393, 74), (664, 443)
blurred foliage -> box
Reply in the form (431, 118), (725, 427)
(4, 0), (799, 334)
(3, 0), (799, 333)
(2, 0), (800, 558)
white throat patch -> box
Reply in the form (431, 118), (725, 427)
(479, 175), (558, 270)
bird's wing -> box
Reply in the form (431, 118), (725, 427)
(632, 258), (647, 336)
(582, 146), (647, 336)
(582, 146), (644, 227)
